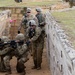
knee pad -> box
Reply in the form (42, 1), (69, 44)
(16, 61), (25, 73)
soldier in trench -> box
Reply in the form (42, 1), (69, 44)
(18, 7), (38, 56)
(0, 36), (11, 72)
(18, 8), (38, 35)
(15, 32), (29, 75)
(26, 20), (44, 70)
(35, 7), (46, 38)
(0, 36), (14, 75)
(0, 33), (29, 75)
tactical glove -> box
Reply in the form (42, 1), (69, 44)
(26, 41), (30, 46)
(18, 31), (20, 34)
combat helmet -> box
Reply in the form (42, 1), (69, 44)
(26, 8), (31, 13)
(1, 36), (10, 43)
(15, 33), (25, 41)
(36, 7), (42, 12)
(28, 20), (37, 26)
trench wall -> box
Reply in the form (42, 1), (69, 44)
(46, 12), (75, 75)
(0, 10), (11, 37)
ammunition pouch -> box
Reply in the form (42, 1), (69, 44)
(22, 18), (28, 26)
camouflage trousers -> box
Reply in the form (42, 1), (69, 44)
(3, 51), (29, 74)
(32, 40), (44, 68)
(28, 42), (33, 56)
(16, 53), (29, 74)
(3, 55), (12, 73)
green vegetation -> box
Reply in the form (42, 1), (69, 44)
(0, 0), (60, 7)
(52, 10), (75, 47)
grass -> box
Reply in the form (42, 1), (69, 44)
(51, 10), (75, 48)
(0, 0), (61, 7)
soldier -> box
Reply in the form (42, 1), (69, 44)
(15, 33), (29, 75)
(35, 8), (46, 28)
(0, 36), (15, 75)
(0, 37), (6, 72)
(18, 8), (38, 33)
(27, 20), (44, 70)
(0, 34), (29, 75)
(35, 7), (46, 38)
(18, 8), (38, 56)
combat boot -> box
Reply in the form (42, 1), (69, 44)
(20, 70), (26, 75)
(37, 64), (41, 70)
(32, 60), (37, 69)
(5, 68), (11, 75)
(37, 66), (41, 70)
(31, 66), (37, 69)
(5, 71), (11, 75)
(1, 69), (7, 72)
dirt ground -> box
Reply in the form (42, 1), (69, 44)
(0, 48), (51, 75)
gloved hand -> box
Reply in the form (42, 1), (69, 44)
(10, 40), (17, 49)
(18, 31), (20, 34)
(26, 41), (30, 46)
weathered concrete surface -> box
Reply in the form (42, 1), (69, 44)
(46, 12), (75, 75)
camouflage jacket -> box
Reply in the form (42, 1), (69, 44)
(26, 27), (43, 43)
(16, 44), (28, 56)
(36, 12), (46, 27)
(18, 14), (38, 31)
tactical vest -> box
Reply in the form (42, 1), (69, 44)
(36, 13), (45, 27)
(22, 14), (34, 29)
(17, 44), (27, 56)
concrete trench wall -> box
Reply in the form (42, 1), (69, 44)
(0, 7), (23, 28)
(0, 10), (11, 37)
(0, 7), (24, 38)
(45, 12), (75, 75)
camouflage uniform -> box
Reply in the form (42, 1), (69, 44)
(0, 38), (6, 72)
(18, 8), (38, 35)
(18, 8), (38, 56)
(2, 47), (14, 75)
(35, 8), (46, 28)
(0, 36), (14, 75)
(15, 33), (29, 75)
(35, 8), (46, 38)
(0, 34), (28, 75)
(27, 20), (44, 70)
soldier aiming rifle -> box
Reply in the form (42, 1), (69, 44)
(0, 34), (30, 75)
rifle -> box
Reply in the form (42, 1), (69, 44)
(0, 40), (17, 49)
(28, 28), (35, 39)
(0, 39), (30, 50)
(0, 40), (17, 72)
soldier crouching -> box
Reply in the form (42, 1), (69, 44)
(0, 36), (15, 75)
(0, 33), (29, 75)
(15, 33), (29, 75)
